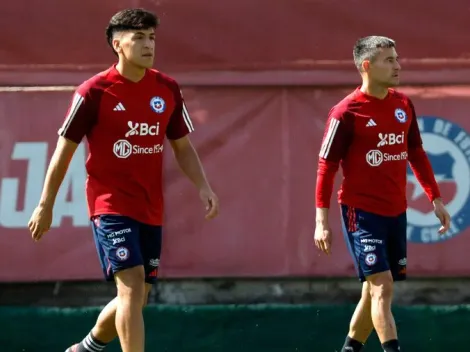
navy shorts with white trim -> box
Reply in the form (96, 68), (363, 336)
(91, 215), (162, 284)
(340, 204), (407, 282)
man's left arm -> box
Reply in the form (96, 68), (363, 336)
(407, 123), (441, 203)
(407, 100), (450, 233)
(166, 87), (219, 219)
(169, 136), (210, 189)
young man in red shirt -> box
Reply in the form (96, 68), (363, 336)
(315, 36), (450, 352)
(27, 8), (219, 352)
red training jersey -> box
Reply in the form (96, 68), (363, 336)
(58, 65), (194, 225)
(316, 87), (440, 216)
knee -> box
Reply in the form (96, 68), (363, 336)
(115, 266), (146, 306)
(361, 282), (371, 302)
(368, 273), (393, 301)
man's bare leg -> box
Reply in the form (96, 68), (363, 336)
(113, 266), (146, 352)
(341, 282), (374, 351)
(67, 272), (152, 352)
(91, 283), (152, 343)
(367, 271), (400, 352)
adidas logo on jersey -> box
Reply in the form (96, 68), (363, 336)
(114, 103), (126, 111)
(366, 119), (377, 127)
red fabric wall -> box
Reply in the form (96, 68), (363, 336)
(1, 86), (470, 281)
(0, 0), (469, 86)
(0, 0), (469, 281)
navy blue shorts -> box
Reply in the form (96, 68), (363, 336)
(340, 204), (407, 282)
(91, 215), (162, 284)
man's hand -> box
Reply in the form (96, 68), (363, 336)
(199, 187), (219, 220)
(314, 220), (332, 255)
(433, 198), (451, 235)
(28, 204), (53, 242)
(28, 136), (76, 242)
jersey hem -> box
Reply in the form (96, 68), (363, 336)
(338, 201), (406, 218)
(89, 210), (163, 226)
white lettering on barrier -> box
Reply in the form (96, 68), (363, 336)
(0, 142), (89, 228)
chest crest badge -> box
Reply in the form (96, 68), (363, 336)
(394, 108), (407, 123)
(150, 97), (166, 114)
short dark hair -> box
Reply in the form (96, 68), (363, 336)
(353, 36), (396, 71)
(106, 8), (160, 51)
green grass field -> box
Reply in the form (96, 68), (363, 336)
(1, 304), (468, 351)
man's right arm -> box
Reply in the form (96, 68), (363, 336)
(38, 137), (79, 209)
(315, 109), (352, 224)
(29, 86), (99, 240)
(40, 88), (97, 210)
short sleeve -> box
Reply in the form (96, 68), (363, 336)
(318, 107), (353, 163)
(58, 84), (99, 144)
(166, 88), (195, 140)
(407, 98), (423, 150)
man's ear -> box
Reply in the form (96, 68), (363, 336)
(362, 60), (371, 73)
(112, 38), (122, 54)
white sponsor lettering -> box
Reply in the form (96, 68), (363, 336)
(113, 140), (164, 159)
(364, 245), (376, 252)
(377, 132), (405, 147)
(360, 238), (383, 244)
(114, 140), (132, 158)
(366, 150), (383, 166)
(125, 121), (160, 138)
(107, 228), (132, 238)
(366, 150), (408, 167)
(133, 144), (164, 155)
(0, 142), (88, 228)
(149, 258), (160, 267)
(112, 237), (126, 245)
(383, 152), (408, 162)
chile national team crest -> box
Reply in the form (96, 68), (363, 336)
(395, 108), (408, 123)
(150, 96), (166, 113)
(407, 116), (470, 244)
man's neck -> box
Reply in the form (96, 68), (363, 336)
(360, 81), (389, 100)
(116, 61), (146, 83)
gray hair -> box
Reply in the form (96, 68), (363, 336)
(353, 36), (396, 71)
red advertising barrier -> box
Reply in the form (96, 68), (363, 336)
(1, 86), (469, 282)
(1, 0), (470, 86)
